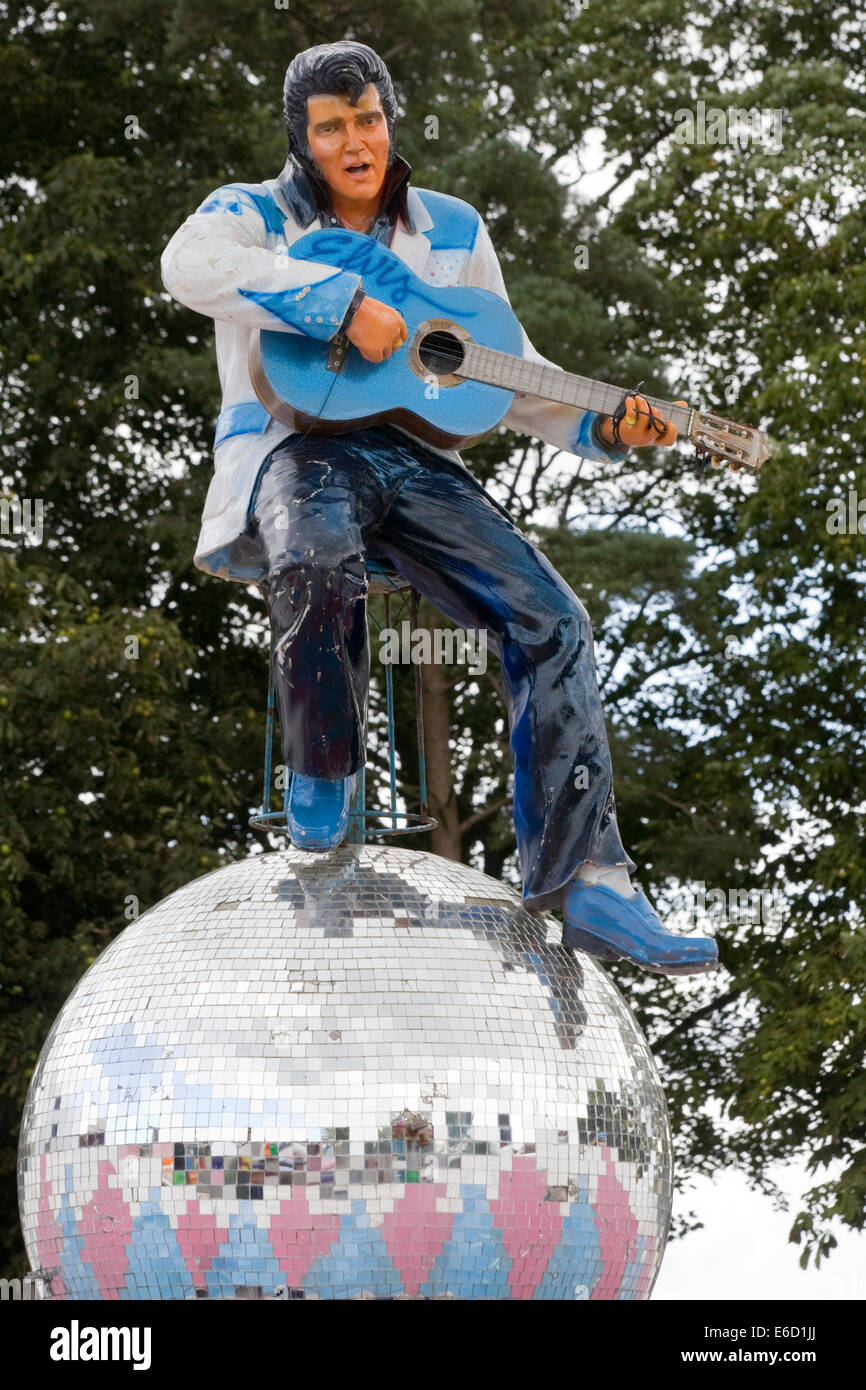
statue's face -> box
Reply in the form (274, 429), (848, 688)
(305, 84), (389, 205)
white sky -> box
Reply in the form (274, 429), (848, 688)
(653, 1162), (865, 1300)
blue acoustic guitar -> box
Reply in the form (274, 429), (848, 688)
(250, 229), (770, 472)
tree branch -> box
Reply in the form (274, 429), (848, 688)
(458, 795), (511, 836)
(610, 641), (719, 701)
(504, 440), (532, 510)
(556, 454), (587, 527)
(597, 592), (653, 692)
(586, 133), (669, 215)
(652, 986), (745, 1054)
(600, 461), (682, 529)
(527, 440), (551, 516)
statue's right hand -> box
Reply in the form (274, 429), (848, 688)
(345, 295), (408, 364)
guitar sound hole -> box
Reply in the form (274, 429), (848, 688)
(418, 330), (465, 376)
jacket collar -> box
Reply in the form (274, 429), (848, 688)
(275, 152), (416, 234)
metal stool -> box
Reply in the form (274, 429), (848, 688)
(249, 559), (437, 840)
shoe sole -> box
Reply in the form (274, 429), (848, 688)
(562, 922), (718, 974)
(561, 923), (623, 962)
(638, 957), (719, 976)
(286, 830), (348, 851)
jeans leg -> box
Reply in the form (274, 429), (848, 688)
(374, 457), (636, 911)
(250, 437), (383, 779)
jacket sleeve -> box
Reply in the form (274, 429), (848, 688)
(160, 185), (361, 342)
(464, 216), (627, 464)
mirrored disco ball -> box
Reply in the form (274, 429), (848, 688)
(19, 845), (672, 1300)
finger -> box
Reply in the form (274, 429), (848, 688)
(633, 395), (655, 432)
(662, 399), (687, 444)
(631, 397), (658, 439)
(640, 402), (677, 446)
(650, 405), (670, 440)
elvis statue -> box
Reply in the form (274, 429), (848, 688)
(161, 40), (717, 977)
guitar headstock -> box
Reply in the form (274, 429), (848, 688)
(689, 408), (771, 473)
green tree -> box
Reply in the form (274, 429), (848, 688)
(1, 0), (863, 1279)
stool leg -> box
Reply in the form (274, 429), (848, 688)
(410, 588), (429, 820)
(255, 581), (293, 832)
(262, 658), (275, 820)
(383, 591), (398, 830)
(260, 583), (276, 821)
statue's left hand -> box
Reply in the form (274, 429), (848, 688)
(597, 395), (687, 449)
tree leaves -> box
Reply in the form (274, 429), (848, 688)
(2, 0), (864, 1278)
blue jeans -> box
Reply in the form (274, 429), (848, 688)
(249, 426), (635, 910)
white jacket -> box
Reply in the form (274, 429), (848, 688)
(161, 165), (624, 582)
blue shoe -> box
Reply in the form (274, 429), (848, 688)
(562, 880), (719, 976)
(286, 774), (353, 850)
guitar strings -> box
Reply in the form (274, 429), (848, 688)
(458, 342), (692, 432)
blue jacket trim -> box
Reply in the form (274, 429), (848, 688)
(572, 410), (627, 464)
(415, 189), (481, 253)
(214, 400), (271, 448)
(198, 183), (287, 237)
(238, 268), (359, 340)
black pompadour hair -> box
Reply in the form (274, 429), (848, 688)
(282, 41), (398, 177)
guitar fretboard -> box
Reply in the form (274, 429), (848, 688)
(457, 343), (693, 437)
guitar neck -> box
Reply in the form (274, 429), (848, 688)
(457, 342), (693, 437)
